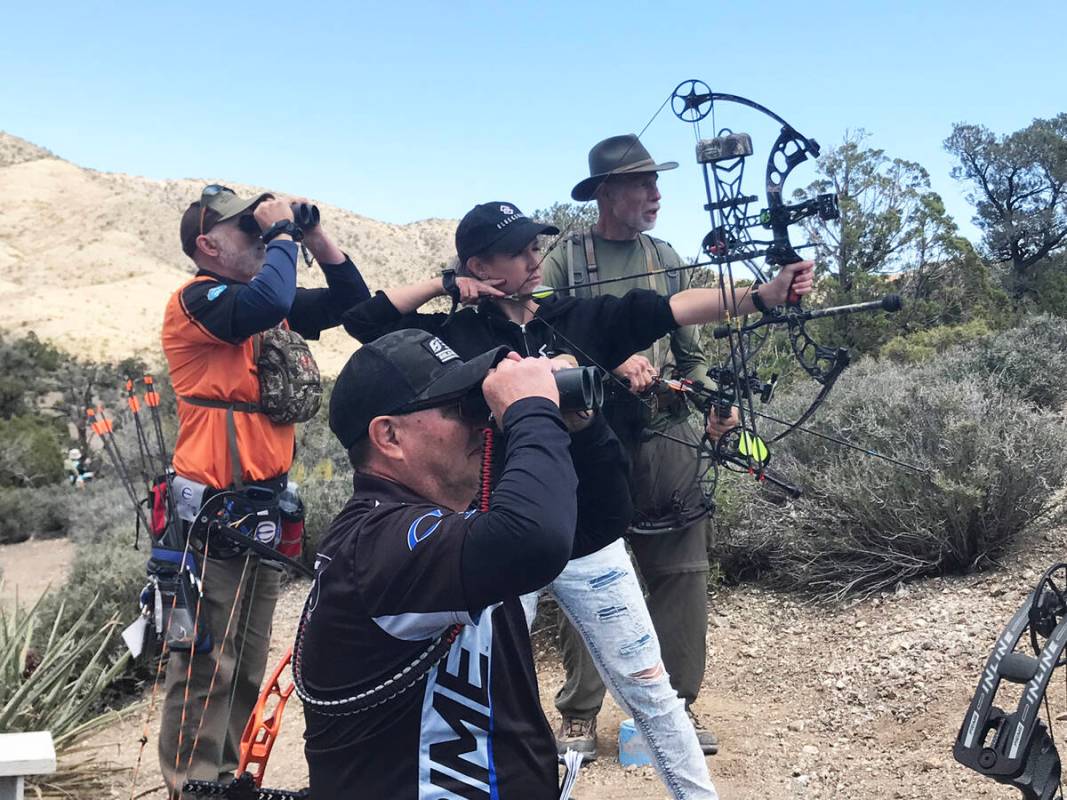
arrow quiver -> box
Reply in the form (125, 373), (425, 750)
(139, 545), (210, 653)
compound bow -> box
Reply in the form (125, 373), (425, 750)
(505, 80), (916, 534)
(954, 561), (1067, 800)
(630, 80), (907, 531)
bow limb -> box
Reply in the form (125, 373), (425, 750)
(236, 649), (295, 786)
(763, 367), (840, 446)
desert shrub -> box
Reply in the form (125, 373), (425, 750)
(0, 487), (72, 544)
(299, 477), (353, 566)
(66, 477), (139, 546)
(0, 414), (65, 488)
(1026, 252), (1067, 318)
(0, 332), (63, 416)
(712, 355), (1067, 602)
(939, 314), (1067, 410)
(880, 319), (992, 365)
(1, 590), (135, 798)
(708, 477), (780, 584)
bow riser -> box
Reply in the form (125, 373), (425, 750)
(955, 562), (1067, 800)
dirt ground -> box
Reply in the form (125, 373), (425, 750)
(4, 524), (1060, 800)
(0, 537), (74, 609)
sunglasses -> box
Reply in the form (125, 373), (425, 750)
(198, 184), (264, 240)
(398, 390), (492, 426)
(198, 184), (235, 236)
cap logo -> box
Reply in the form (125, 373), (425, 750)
(424, 336), (459, 364)
(500, 205), (514, 214)
(495, 212), (523, 230)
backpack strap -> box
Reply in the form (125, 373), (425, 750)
(583, 226), (598, 287)
(637, 235), (679, 371)
(565, 230), (596, 299)
(565, 234), (579, 296)
(637, 234), (683, 297)
(179, 396), (259, 489)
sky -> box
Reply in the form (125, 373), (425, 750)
(1, 0), (1064, 261)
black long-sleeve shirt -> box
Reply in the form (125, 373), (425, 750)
(299, 398), (576, 800)
(339, 288), (682, 556)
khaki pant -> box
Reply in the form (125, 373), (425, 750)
(556, 419), (710, 718)
(158, 554), (282, 793)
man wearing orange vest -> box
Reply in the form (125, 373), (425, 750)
(158, 185), (369, 794)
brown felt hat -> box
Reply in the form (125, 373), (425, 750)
(571, 134), (678, 202)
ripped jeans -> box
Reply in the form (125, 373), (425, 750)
(521, 538), (718, 800)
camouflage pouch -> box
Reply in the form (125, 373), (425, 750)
(254, 327), (322, 424)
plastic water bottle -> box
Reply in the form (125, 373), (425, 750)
(278, 480), (304, 558)
(279, 480), (301, 518)
(618, 718), (653, 766)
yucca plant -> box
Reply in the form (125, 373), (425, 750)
(1, 585), (139, 797)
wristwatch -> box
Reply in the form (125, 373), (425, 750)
(441, 268), (460, 300)
(441, 267), (461, 320)
(262, 219), (304, 244)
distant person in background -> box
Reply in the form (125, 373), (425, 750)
(157, 185), (369, 796)
(65, 447), (93, 487)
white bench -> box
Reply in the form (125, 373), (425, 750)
(0, 732), (56, 800)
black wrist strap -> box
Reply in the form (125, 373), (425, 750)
(441, 268), (461, 322)
(262, 220), (304, 244)
(752, 280), (770, 314)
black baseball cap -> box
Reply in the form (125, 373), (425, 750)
(455, 201), (560, 267)
(329, 329), (509, 449)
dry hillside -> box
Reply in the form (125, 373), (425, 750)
(0, 131), (457, 375)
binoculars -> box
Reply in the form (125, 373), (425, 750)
(238, 202), (320, 237)
(555, 366), (604, 413)
(291, 202), (320, 229)
(459, 366), (605, 423)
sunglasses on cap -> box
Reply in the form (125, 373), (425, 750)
(198, 184), (262, 238)
(198, 184), (233, 236)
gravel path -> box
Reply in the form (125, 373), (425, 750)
(11, 520), (1058, 799)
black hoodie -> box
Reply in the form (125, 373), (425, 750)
(341, 288), (681, 557)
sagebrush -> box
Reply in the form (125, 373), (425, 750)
(713, 338), (1067, 601)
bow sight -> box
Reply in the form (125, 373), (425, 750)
(954, 562), (1067, 800)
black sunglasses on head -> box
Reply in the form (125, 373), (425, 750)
(198, 184), (235, 236)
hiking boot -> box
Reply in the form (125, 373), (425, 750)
(556, 715), (598, 762)
(687, 707), (720, 755)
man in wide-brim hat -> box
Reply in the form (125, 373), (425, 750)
(569, 133), (679, 202)
(542, 133), (724, 762)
